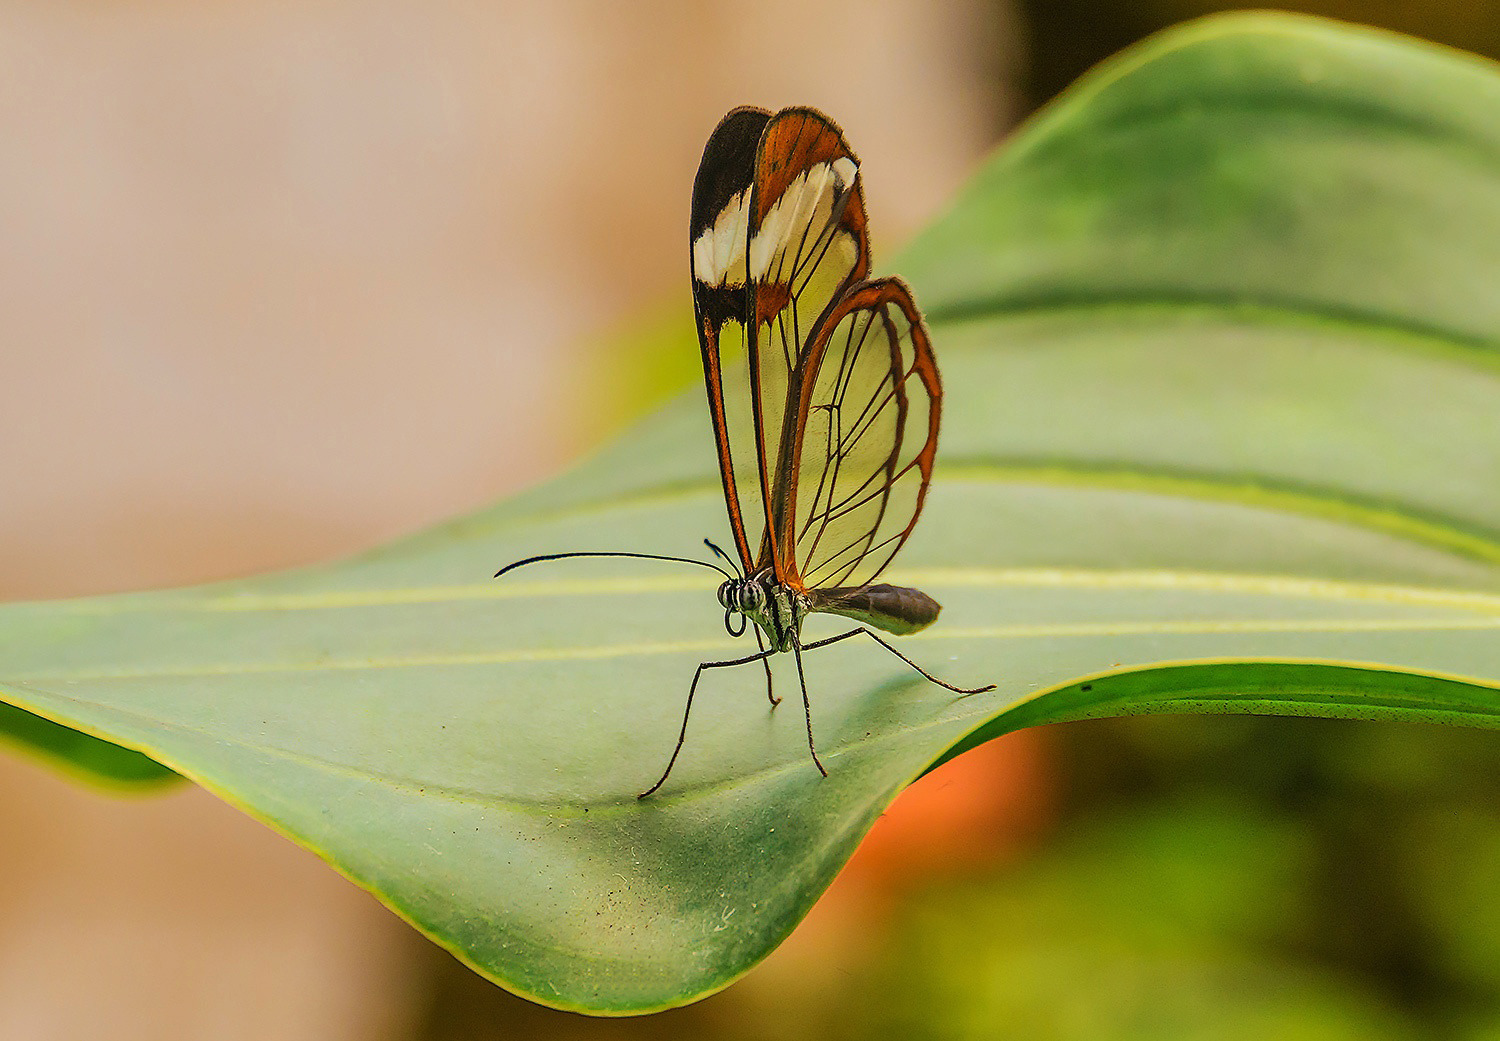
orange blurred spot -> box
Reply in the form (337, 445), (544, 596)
(844, 728), (1054, 891)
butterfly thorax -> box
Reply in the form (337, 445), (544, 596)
(718, 572), (806, 652)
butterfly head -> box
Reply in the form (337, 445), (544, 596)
(717, 577), (761, 611)
(721, 575), (780, 641)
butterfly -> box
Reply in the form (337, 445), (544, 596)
(497, 106), (992, 798)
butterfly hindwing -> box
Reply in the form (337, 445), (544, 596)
(784, 277), (940, 591)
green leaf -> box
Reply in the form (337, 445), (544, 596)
(3, 10), (1500, 1015)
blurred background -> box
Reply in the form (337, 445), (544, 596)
(3, 1), (1500, 1038)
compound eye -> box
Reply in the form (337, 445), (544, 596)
(716, 581), (735, 610)
(744, 584), (764, 612)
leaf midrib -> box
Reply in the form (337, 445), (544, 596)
(13, 566), (1500, 617)
(12, 615), (1498, 683)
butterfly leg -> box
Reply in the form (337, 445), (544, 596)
(788, 634), (829, 778)
(753, 626), (780, 706)
(801, 628), (996, 695)
(638, 644), (780, 799)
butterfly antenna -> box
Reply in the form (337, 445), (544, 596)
(494, 551), (735, 582)
(702, 538), (742, 578)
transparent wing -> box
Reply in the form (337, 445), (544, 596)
(690, 107), (771, 572)
(782, 278), (940, 591)
(745, 108), (870, 578)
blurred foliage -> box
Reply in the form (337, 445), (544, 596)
(1018, 1), (1500, 110)
(580, 303), (703, 446)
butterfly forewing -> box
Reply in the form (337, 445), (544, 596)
(787, 278), (940, 591)
(746, 109), (870, 579)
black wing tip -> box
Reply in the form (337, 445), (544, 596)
(692, 107), (774, 237)
(715, 103), (774, 125)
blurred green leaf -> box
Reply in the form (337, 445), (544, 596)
(2, 10), (1500, 1014)
(864, 800), (1419, 1041)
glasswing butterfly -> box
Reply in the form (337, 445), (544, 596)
(497, 106), (992, 798)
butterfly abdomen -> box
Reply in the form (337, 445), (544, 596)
(808, 584), (941, 636)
